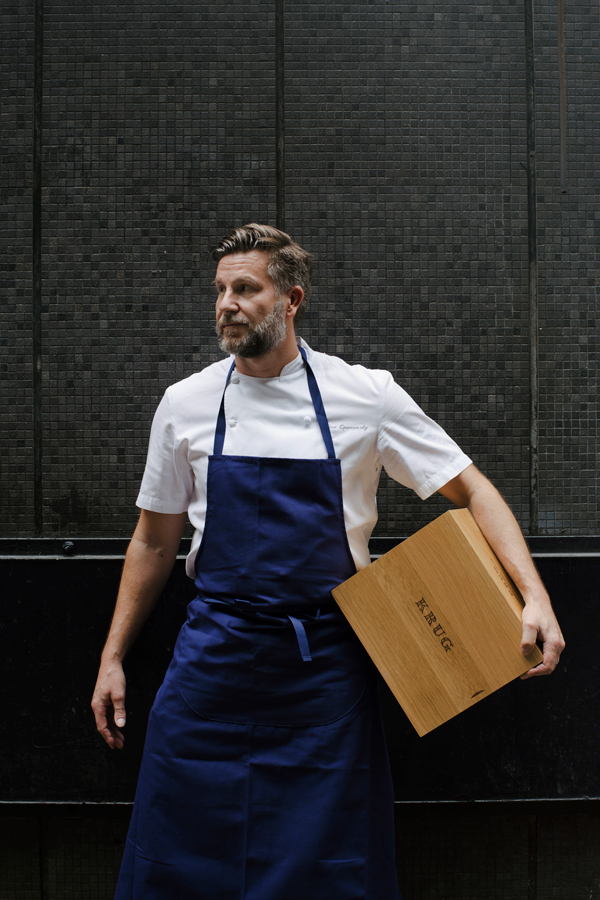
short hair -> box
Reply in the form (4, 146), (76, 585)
(212, 223), (312, 320)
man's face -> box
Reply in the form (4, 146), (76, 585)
(214, 251), (288, 358)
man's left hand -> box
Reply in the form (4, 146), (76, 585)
(438, 464), (565, 679)
(519, 589), (565, 678)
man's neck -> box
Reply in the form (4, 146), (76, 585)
(234, 331), (300, 378)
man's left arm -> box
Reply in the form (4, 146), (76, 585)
(437, 463), (565, 678)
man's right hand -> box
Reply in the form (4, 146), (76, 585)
(91, 661), (127, 749)
(90, 510), (188, 749)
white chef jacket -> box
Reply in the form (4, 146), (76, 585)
(137, 339), (472, 576)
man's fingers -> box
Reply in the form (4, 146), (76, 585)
(113, 704), (126, 728)
(520, 621), (538, 656)
(92, 703), (119, 748)
(99, 722), (124, 749)
(518, 594), (564, 679)
(109, 726), (125, 750)
(97, 707), (126, 749)
(521, 651), (563, 678)
(520, 630), (565, 680)
(539, 633), (564, 672)
(91, 688), (126, 749)
(521, 661), (551, 680)
(111, 686), (127, 727)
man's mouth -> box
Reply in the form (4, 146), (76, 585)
(218, 318), (250, 335)
(220, 316), (249, 326)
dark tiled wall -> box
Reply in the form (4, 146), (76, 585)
(2, 0), (598, 537)
(285, 1), (532, 534)
(39, 0), (276, 535)
(2, 810), (600, 899)
(534, 1), (600, 534)
(1, 0), (35, 534)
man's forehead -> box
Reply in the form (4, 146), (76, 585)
(214, 250), (272, 283)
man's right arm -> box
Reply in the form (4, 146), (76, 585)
(91, 508), (188, 749)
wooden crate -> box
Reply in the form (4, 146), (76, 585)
(332, 508), (543, 736)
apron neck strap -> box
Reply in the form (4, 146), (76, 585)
(298, 346), (336, 459)
(213, 358), (236, 456)
(213, 349), (336, 459)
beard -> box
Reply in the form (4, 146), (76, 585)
(216, 299), (288, 358)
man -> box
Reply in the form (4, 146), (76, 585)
(92, 223), (563, 900)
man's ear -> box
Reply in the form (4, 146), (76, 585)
(286, 286), (304, 318)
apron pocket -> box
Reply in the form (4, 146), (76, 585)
(174, 601), (370, 727)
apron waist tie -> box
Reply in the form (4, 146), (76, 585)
(287, 615), (312, 663)
(199, 596), (323, 663)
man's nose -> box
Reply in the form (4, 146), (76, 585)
(217, 288), (239, 314)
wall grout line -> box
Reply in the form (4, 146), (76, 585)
(524, 0), (539, 536)
(275, 0), (285, 230)
(32, 0), (44, 536)
(557, 0), (567, 192)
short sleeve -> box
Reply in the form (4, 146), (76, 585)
(136, 389), (194, 514)
(377, 375), (473, 499)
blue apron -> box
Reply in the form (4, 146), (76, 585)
(115, 348), (401, 900)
